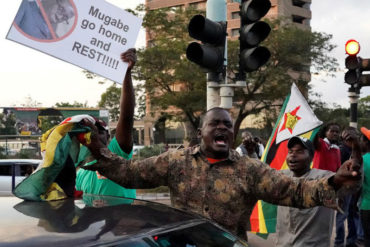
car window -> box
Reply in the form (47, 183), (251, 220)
(0, 165), (12, 176)
(19, 164), (35, 177)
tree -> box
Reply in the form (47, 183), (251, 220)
(358, 95), (370, 127)
(311, 94), (370, 130)
(54, 101), (89, 108)
(228, 18), (338, 140)
(98, 83), (121, 122)
(133, 5), (206, 140)
(0, 110), (17, 135)
(21, 95), (42, 107)
(132, 5), (338, 141)
(311, 100), (349, 128)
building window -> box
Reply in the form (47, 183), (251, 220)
(189, 2), (198, 9)
(292, 15), (305, 24)
(292, 0), (305, 7)
(231, 11), (240, 19)
(231, 28), (239, 37)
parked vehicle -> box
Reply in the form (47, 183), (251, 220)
(0, 159), (41, 196)
(0, 194), (248, 247)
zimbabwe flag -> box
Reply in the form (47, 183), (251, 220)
(13, 115), (94, 201)
(250, 83), (322, 235)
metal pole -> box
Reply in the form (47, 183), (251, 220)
(348, 86), (360, 128)
(206, 0), (227, 110)
(5, 136), (8, 156)
(11, 164), (16, 191)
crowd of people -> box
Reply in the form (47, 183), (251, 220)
(35, 48), (369, 246)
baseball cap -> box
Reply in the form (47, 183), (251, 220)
(287, 136), (315, 157)
(361, 127), (370, 141)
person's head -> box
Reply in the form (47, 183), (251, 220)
(49, 0), (74, 24)
(323, 122), (341, 144)
(93, 117), (110, 146)
(241, 131), (253, 143)
(286, 136), (314, 177)
(241, 131), (256, 151)
(198, 107), (234, 159)
(360, 127), (370, 153)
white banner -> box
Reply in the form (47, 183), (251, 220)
(6, 0), (142, 83)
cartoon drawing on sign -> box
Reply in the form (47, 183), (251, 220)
(43, 0), (75, 38)
(14, 0), (77, 41)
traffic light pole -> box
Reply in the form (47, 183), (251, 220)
(344, 40), (370, 128)
(206, 0), (227, 110)
(348, 86), (360, 128)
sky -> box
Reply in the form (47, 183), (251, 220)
(0, 0), (369, 109)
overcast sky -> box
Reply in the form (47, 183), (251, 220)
(0, 0), (369, 108)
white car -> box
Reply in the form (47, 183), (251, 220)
(133, 145), (145, 156)
(0, 159), (41, 196)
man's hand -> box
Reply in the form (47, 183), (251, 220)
(121, 48), (136, 70)
(80, 119), (105, 159)
(332, 132), (363, 190)
(332, 158), (362, 189)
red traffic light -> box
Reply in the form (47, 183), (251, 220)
(345, 39), (360, 55)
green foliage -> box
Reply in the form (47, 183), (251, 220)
(229, 18), (339, 139)
(0, 146), (5, 159)
(38, 116), (64, 133)
(54, 101), (89, 107)
(134, 144), (165, 160)
(132, 5), (206, 140)
(98, 83), (121, 122)
(358, 95), (370, 127)
(131, 6), (339, 140)
(134, 82), (146, 120)
(312, 101), (349, 128)
(0, 111), (17, 135)
(311, 94), (370, 129)
(138, 186), (170, 193)
(21, 96), (42, 107)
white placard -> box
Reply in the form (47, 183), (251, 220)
(6, 0), (142, 83)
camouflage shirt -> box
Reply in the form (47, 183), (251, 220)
(89, 145), (339, 240)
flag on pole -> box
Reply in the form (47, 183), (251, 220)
(13, 115), (94, 201)
(250, 83), (323, 235)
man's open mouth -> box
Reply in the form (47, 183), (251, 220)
(214, 135), (227, 146)
(288, 160), (298, 166)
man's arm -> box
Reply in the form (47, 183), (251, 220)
(82, 147), (170, 189)
(330, 131), (363, 191)
(79, 120), (170, 189)
(247, 158), (362, 210)
(115, 49), (136, 154)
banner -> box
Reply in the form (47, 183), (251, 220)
(7, 0), (142, 83)
(250, 83), (322, 235)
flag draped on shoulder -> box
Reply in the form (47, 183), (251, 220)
(250, 83), (322, 235)
(13, 115), (95, 201)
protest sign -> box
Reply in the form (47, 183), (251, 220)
(7, 0), (142, 83)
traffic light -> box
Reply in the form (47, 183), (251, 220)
(344, 39), (370, 88)
(186, 15), (227, 76)
(239, 0), (271, 72)
(345, 39), (361, 86)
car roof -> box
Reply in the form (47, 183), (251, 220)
(0, 195), (217, 247)
(0, 159), (41, 164)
